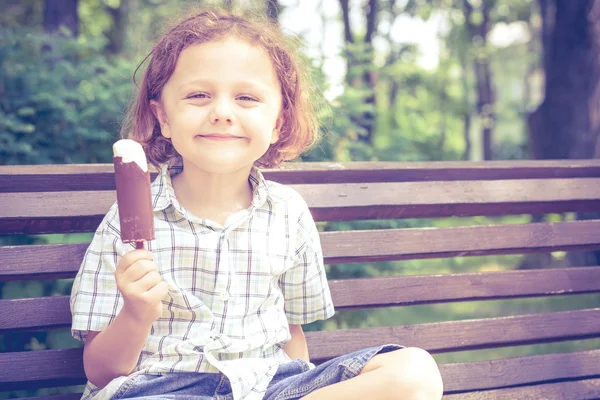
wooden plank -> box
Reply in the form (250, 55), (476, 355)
(443, 378), (600, 400)
(3, 268), (600, 332)
(19, 395), (82, 400)
(12, 379), (600, 400)
(328, 266), (600, 309)
(3, 221), (600, 280)
(2, 160), (600, 192)
(0, 297), (72, 332)
(0, 216), (104, 236)
(304, 309), (600, 362)
(440, 350), (600, 393)
(319, 219), (600, 264)
(0, 243), (89, 281)
(2, 178), (600, 234)
(2, 346), (599, 393)
(0, 348), (85, 391)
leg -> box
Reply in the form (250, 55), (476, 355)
(301, 347), (443, 400)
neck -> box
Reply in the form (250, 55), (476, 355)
(171, 162), (254, 220)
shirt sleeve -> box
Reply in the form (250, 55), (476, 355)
(70, 203), (126, 342)
(279, 196), (335, 325)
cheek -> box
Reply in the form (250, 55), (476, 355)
(172, 106), (208, 125)
(245, 106), (280, 126)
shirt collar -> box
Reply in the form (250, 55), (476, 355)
(150, 162), (271, 213)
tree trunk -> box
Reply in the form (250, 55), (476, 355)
(459, 41), (472, 160)
(43, 0), (78, 36)
(528, 0), (600, 268)
(463, 0), (496, 160)
(105, 0), (129, 54)
(339, 0), (379, 144)
(529, 0), (600, 160)
(266, 0), (280, 23)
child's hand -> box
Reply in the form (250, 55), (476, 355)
(115, 249), (169, 325)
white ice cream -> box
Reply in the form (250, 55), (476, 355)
(112, 139), (148, 172)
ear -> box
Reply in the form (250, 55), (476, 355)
(270, 115), (284, 144)
(150, 100), (171, 139)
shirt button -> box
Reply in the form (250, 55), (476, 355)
(217, 292), (229, 301)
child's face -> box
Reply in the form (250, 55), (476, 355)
(151, 37), (283, 174)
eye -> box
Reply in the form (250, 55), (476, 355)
(237, 95), (258, 102)
(188, 92), (209, 99)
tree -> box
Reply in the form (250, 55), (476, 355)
(528, 0), (600, 161)
(105, 0), (131, 54)
(43, 0), (79, 36)
(339, 0), (379, 144)
(527, 0), (600, 267)
(461, 0), (496, 160)
(266, 0), (280, 23)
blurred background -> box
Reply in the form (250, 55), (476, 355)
(1, 0), (599, 398)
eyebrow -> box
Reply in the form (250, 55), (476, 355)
(177, 79), (270, 93)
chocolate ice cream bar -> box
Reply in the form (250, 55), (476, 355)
(112, 139), (155, 249)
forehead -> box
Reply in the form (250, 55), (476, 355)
(169, 37), (280, 91)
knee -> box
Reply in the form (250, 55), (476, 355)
(385, 347), (444, 400)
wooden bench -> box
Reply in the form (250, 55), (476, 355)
(1, 160), (600, 399)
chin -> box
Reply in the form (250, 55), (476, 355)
(197, 160), (254, 174)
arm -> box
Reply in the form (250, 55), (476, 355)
(283, 323), (310, 363)
(83, 309), (152, 388)
(83, 249), (168, 389)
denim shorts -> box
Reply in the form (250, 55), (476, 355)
(111, 344), (402, 400)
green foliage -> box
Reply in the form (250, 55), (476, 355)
(0, 28), (136, 165)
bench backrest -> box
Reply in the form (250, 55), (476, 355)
(1, 160), (600, 398)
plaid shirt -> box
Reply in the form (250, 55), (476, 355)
(70, 164), (335, 400)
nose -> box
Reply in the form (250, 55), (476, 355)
(210, 97), (233, 124)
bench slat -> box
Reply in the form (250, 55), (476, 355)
(440, 350), (600, 393)
(321, 219), (600, 264)
(4, 179), (600, 218)
(18, 395), (82, 400)
(2, 160), (600, 192)
(2, 308), (597, 378)
(2, 348), (599, 393)
(2, 179), (600, 234)
(329, 266), (600, 308)
(2, 221), (600, 281)
(442, 378), (600, 400)
(2, 268), (600, 332)
(11, 379), (600, 400)
(305, 309), (600, 362)
(15, 378), (600, 400)
(0, 348), (85, 391)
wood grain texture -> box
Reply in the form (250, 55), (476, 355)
(305, 309), (600, 362)
(17, 395), (82, 400)
(3, 267), (599, 332)
(328, 266), (600, 308)
(2, 160), (600, 192)
(439, 350), (600, 393)
(2, 178), (600, 234)
(319, 219), (600, 264)
(2, 161), (600, 397)
(3, 221), (600, 280)
(442, 378), (600, 399)
(2, 348), (599, 393)
(0, 348), (84, 391)
(13, 378), (600, 400)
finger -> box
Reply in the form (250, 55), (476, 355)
(131, 270), (163, 293)
(121, 259), (156, 284)
(116, 249), (153, 275)
(143, 280), (169, 300)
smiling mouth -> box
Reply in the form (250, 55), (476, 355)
(197, 134), (243, 141)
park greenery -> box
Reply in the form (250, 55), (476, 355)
(1, 0), (599, 397)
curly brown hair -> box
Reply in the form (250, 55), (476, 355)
(121, 8), (320, 170)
